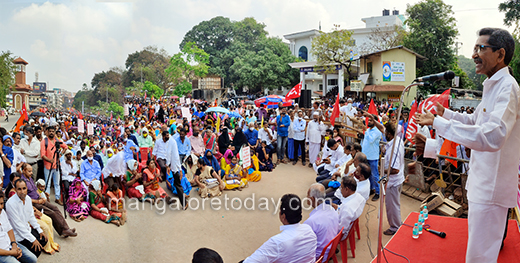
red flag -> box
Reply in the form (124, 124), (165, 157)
(440, 139), (458, 167)
(418, 89), (451, 115)
(110, 112), (113, 121)
(330, 93), (340, 126)
(20, 103), (28, 121)
(285, 82), (302, 100)
(366, 99), (378, 129)
(79, 112), (83, 119)
(405, 101), (419, 143)
(132, 92), (135, 96)
(144, 92), (147, 100)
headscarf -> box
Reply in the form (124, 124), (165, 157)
(217, 127), (231, 155)
(232, 128), (247, 149)
(91, 179), (101, 191)
(202, 149), (220, 172)
(127, 159), (137, 171)
(68, 177), (87, 200)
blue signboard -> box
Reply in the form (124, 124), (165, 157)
(33, 82), (47, 93)
(300, 64), (342, 72)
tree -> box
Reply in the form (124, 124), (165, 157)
(0, 51), (15, 108)
(403, 0), (459, 93)
(72, 90), (93, 110)
(142, 81), (164, 98)
(123, 46), (172, 91)
(311, 25), (356, 82)
(108, 101), (124, 118)
(362, 25), (408, 54)
(230, 37), (300, 92)
(166, 42), (210, 97)
(499, 0), (520, 31)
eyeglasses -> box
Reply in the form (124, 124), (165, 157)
(473, 44), (498, 54)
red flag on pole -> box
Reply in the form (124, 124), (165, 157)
(285, 82), (302, 100)
(418, 89), (451, 114)
(78, 112), (83, 119)
(14, 103), (28, 132)
(20, 103), (28, 121)
(110, 112), (113, 121)
(144, 92), (147, 100)
(330, 93), (340, 126)
(405, 101), (419, 143)
(365, 99), (378, 129)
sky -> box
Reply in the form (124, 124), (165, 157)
(0, 0), (511, 93)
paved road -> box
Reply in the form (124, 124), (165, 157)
(0, 112), (20, 131)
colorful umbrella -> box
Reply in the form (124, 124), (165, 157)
(205, 106), (230, 114)
(254, 95), (294, 109)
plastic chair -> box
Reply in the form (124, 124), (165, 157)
(353, 218), (360, 240)
(318, 227), (344, 263)
(138, 147), (150, 171)
(339, 221), (357, 262)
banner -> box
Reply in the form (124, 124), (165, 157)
(405, 101), (418, 143)
(418, 89), (451, 114)
(181, 107), (191, 120)
(78, 119), (84, 133)
(87, 123), (94, 135)
(124, 104), (129, 116)
(383, 61), (405, 82)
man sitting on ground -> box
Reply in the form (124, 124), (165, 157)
(304, 183), (339, 261)
(314, 139), (344, 183)
(243, 194), (317, 263)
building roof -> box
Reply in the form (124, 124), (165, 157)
(283, 29), (321, 40)
(360, 45), (427, 60)
(362, 84), (405, 92)
(13, 57), (28, 65)
(13, 83), (32, 91)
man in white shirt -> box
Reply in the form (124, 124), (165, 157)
(340, 98), (357, 127)
(415, 28), (519, 263)
(382, 122), (405, 235)
(60, 150), (78, 200)
(257, 125), (275, 160)
(337, 176), (366, 239)
(244, 194), (317, 263)
(6, 179), (47, 258)
(352, 163), (371, 202)
(167, 135), (186, 210)
(0, 191), (37, 263)
(306, 112), (325, 167)
(304, 183), (339, 260)
(315, 140), (344, 183)
(292, 111), (306, 166)
(152, 131), (170, 181)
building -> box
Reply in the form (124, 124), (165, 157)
(192, 75), (225, 103)
(11, 57), (32, 110)
(283, 9), (418, 105)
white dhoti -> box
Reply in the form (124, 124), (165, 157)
(309, 142), (320, 164)
(466, 201), (508, 263)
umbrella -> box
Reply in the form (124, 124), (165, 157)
(226, 112), (242, 119)
(254, 95), (294, 109)
(172, 96), (179, 99)
(243, 100), (255, 105)
(30, 111), (45, 117)
(206, 107), (229, 114)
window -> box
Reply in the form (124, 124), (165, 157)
(328, 79), (338, 86)
(298, 46), (308, 61)
(367, 62), (373, 73)
(319, 84), (323, 90)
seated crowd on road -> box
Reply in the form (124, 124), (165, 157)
(0, 95), (473, 262)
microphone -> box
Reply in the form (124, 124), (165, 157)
(415, 71), (455, 82)
(425, 228), (447, 238)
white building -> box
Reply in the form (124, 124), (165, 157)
(283, 9), (406, 99)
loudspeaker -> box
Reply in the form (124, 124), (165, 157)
(300, 90), (312, 108)
(193, 89), (203, 99)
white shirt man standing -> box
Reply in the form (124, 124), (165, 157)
(306, 112), (325, 167)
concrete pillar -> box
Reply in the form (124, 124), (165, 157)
(300, 71), (306, 90)
(322, 73), (327, 95)
(338, 67), (344, 98)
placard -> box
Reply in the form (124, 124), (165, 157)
(124, 104), (129, 116)
(180, 97), (185, 104)
(78, 119), (84, 133)
(240, 146), (251, 168)
(181, 107), (191, 120)
(186, 98), (191, 104)
(87, 123), (94, 135)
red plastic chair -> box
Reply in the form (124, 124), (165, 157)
(339, 220), (358, 262)
(318, 227), (344, 263)
(138, 147), (150, 171)
(353, 218), (360, 240)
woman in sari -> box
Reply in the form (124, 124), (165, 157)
(182, 154), (198, 186)
(88, 180), (122, 226)
(203, 127), (220, 159)
(33, 207), (60, 254)
(194, 158), (225, 198)
(223, 156), (248, 190)
(143, 159), (168, 202)
(66, 178), (90, 222)
(221, 145), (235, 171)
(125, 160), (143, 200)
(217, 127), (231, 155)
(202, 149), (225, 178)
(257, 141), (274, 172)
(245, 148), (262, 182)
(106, 184), (127, 225)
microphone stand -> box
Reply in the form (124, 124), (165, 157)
(376, 82), (425, 263)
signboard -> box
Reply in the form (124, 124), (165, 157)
(388, 94), (400, 102)
(300, 64), (342, 72)
(383, 62), (405, 82)
(350, 80), (363, 92)
(33, 82), (47, 93)
(124, 104), (129, 116)
(87, 123), (94, 135)
(78, 119), (84, 133)
(181, 107), (191, 120)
